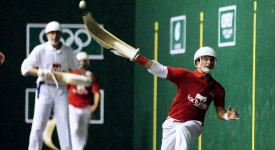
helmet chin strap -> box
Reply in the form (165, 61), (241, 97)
(201, 67), (211, 74)
(196, 57), (213, 74)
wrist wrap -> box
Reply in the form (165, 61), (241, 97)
(37, 69), (43, 76)
(136, 55), (147, 66)
(224, 113), (230, 121)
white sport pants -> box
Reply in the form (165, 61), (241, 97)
(28, 84), (71, 150)
(69, 104), (91, 150)
(161, 117), (203, 150)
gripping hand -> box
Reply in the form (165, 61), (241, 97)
(111, 49), (140, 61)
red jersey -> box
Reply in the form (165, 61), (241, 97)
(67, 70), (99, 108)
(166, 67), (225, 123)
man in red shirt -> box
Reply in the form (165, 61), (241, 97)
(113, 46), (240, 150)
(67, 52), (100, 150)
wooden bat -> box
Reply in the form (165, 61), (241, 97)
(49, 71), (92, 87)
(43, 116), (59, 150)
(83, 11), (139, 61)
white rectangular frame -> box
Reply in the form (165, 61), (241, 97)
(170, 15), (186, 54)
(25, 88), (104, 124)
(218, 5), (237, 47)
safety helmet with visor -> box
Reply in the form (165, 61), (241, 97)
(194, 47), (217, 73)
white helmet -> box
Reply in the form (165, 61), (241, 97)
(76, 52), (89, 64)
(194, 47), (217, 73)
(45, 21), (62, 33)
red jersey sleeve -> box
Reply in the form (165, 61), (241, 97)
(166, 66), (190, 84)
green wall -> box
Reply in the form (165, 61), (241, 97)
(135, 0), (275, 150)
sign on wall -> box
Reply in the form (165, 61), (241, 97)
(25, 88), (105, 124)
(26, 23), (104, 59)
(170, 15), (186, 54)
(218, 5), (236, 47)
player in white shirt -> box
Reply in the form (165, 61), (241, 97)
(21, 21), (92, 150)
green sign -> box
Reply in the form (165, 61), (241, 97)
(26, 23), (104, 59)
(219, 5), (236, 47)
(25, 88), (104, 124)
(170, 15), (186, 54)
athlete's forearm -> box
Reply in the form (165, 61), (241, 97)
(219, 111), (227, 120)
(93, 92), (100, 107)
(27, 67), (39, 76)
(215, 106), (227, 120)
(135, 55), (153, 69)
(143, 59), (154, 69)
(136, 55), (168, 78)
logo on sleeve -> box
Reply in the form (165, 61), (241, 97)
(188, 94), (208, 109)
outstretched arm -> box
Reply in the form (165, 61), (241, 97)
(136, 55), (154, 69)
(111, 50), (168, 78)
(135, 54), (168, 78)
(215, 105), (240, 121)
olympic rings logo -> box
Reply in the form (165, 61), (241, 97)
(39, 28), (92, 53)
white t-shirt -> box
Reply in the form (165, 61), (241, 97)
(21, 41), (82, 85)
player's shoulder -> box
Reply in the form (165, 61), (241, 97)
(34, 42), (47, 49)
(166, 66), (191, 81)
(31, 42), (48, 54)
(167, 66), (190, 73)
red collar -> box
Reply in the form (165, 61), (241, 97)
(193, 69), (214, 85)
(193, 69), (204, 78)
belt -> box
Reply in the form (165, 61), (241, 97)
(43, 83), (56, 86)
(40, 82), (65, 86)
(167, 116), (204, 126)
(40, 82), (55, 85)
(167, 116), (186, 123)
